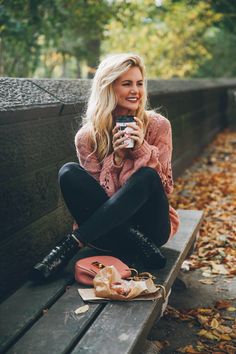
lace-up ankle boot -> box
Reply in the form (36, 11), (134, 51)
(31, 232), (81, 281)
(128, 228), (166, 269)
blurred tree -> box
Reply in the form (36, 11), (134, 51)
(45, 0), (112, 78)
(0, 0), (45, 76)
(189, 1), (236, 77)
(1, 0), (234, 78)
(195, 28), (236, 77)
(102, 0), (221, 78)
(187, 0), (236, 33)
(0, 0), (112, 77)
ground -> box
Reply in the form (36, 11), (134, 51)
(141, 130), (236, 354)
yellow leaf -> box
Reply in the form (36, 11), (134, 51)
(218, 333), (231, 341)
(210, 318), (219, 329)
(198, 329), (219, 340)
(197, 314), (209, 326)
(227, 307), (236, 312)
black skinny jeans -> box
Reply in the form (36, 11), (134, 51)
(58, 162), (170, 254)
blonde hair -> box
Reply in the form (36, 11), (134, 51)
(83, 53), (149, 162)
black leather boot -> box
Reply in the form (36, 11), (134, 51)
(31, 233), (81, 281)
(128, 228), (167, 269)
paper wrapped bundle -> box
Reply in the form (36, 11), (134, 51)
(93, 265), (159, 300)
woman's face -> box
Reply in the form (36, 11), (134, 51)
(113, 66), (144, 115)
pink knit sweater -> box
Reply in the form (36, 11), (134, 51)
(75, 112), (180, 239)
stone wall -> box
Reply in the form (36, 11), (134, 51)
(1, 77), (236, 300)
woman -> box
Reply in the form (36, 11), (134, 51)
(32, 53), (180, 280)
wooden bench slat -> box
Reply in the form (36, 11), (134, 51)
(7, 285), (104, 354)
(71, 210), (203, 354)
(0, 248), (101, 353)
(1, 210), (203, 354)
(0, 273), (73, 353)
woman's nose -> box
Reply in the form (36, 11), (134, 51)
(130, 87), (138, 93)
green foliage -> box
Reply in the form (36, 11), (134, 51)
(0, 0), (44, 76)
(0, 0), (235, 78)
(0, 0), (112, 77)
(102, 0), (222, 78)
(194, 28), (236, 78)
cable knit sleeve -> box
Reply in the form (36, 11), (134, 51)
(75, 128), (123, 196)
(75, 128), (101, 182)
(119, 114), (174, 194)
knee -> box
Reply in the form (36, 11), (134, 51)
(58, 162), (81, 184)
(136, 167), (160, 182)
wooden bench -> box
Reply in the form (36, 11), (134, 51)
(0, 210), (203, 354)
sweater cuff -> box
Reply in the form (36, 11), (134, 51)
(129, 140), (153, 159)
(112, 153), (125, 169)
(104, 153), (124, 171)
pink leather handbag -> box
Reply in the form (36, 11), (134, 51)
(75, 255), (131, 285)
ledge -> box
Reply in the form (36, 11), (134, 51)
(1, 77), (236, 111)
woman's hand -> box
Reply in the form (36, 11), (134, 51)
(126, 116), (144, 149)
(112, 126), (128, 165)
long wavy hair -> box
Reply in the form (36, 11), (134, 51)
(82, 53), (149, 162)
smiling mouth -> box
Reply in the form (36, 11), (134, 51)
(126, 97), (139, 102)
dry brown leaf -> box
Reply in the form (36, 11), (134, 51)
(199, 279), (214, 285)
(166, 131), (236, 354)
(215, 300), (232, 309)
(216, 324), (232, 334)
(177, 345), (201, 353)
(217, 333), (231, 341)
(153, 340), (170, 351)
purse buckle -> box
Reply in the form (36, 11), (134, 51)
(91, 261), (105, 269)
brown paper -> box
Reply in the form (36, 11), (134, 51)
(78, 266), (164, 302)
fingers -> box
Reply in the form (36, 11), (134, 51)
(112, 117), (144, 150)
(113, 136), (128, 151)
(126, 117), (142, 131)
(126, 118), (144, 147)
(112, 129), (128, 151)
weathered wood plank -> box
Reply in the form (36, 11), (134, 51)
(7, 285), (104, 354)
(0, 248), (101, 353)
(71, 210), (203, 354)
(0, 273), (73, 353)
(1, 210), (203, 354)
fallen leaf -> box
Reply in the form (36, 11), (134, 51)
(216, 324), (232, 334)
(215, 300), (232, 309)
(74, 304), (89, 315)
(166, 131), (236, 354)
(197, 314), (209, 326)
(210, 318), (219, 329)
(218, 333), (231, 341)
(153, 340), (169, 351)
(177, 345), (200, 353)
(227, 307), (236, 312)
(198, 329), (219, 340)
(199, 279), (214, 285)
(209, 262), (229, 275)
